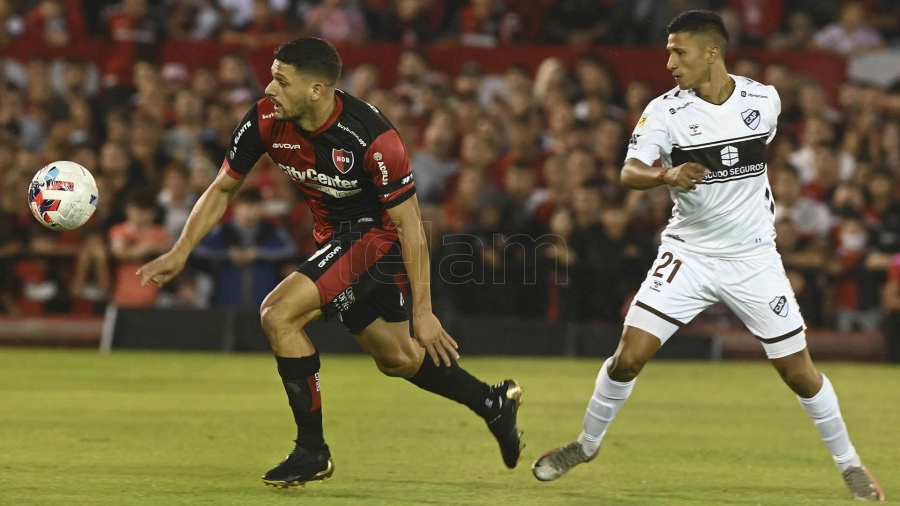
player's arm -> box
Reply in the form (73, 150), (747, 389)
(138, 104), (265, 286)
(366, 129), (458, 366)
(137, 168), (244, 286)
(622, 105), (707, 191)
(173, 168), (244, 255)
(621, 157), (709, 191)
(387, 197), (458, 367)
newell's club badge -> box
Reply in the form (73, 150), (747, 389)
(332, 148), (355, 174)
(637, 115), (648, 128)
(769, 295), (789, 317)
(741, 109), (761, 130)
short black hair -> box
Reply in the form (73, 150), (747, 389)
(667, 10), (729, 53)
(273, 38), (342, 85)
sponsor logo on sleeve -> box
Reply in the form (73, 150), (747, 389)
(233, 121), (251, 145)
(377, 161), (389, 185)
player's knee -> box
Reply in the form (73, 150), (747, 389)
(780, 365), (821, 398)
(373, 351), (419, 378)
(260, 299), (314, 336)
(609, 352), (647, 382)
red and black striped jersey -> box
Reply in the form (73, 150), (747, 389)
(223, 89), (415, 244)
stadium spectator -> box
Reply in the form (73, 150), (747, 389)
(102, 0), (163, 87)
(540, 0), (612, 46)
(165, 0), (222, 41)
(301, 0), (366, 43)
(718, 6), (765, 47)
(412, 109), (459, 204)
(883, 254), (900, 362)
(811, 0), (885, 56)
(221, 0), (293, 48)
(219, 0), (289, 31)
(449, 0), (522, 47)
(108, 189), (170, 307)
(157, 164), (197, 241)
(364, 0), (441, 44)
(193, 188), (297, 308)
(0, 0), (24, 47)
(21, 0), (86, 49)
(771, 166), (833, 240)
(769, 10), (816, 50)
(828, 208), (881, 331)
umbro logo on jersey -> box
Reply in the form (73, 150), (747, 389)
(332, 148), (355, 174)
(740, 91), (768, 99)
(769, 295), (789, 317)
(741, 109), (761, 130)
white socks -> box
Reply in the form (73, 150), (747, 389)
(798, 374), (860, 471)
(578, 357), (636, 457)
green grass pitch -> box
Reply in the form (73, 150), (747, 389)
(0, 349), (897, 506)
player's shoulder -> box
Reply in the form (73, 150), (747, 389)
(336, 90), (391, 127)
(645, 86), (696, 118)
(732, 74), (779, 103)
(332, 89), (396, 146)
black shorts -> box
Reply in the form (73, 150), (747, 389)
(296, 225), (409, 334)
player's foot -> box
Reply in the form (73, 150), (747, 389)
(532, 441), (596, 482)
(261, 443), (334, 488)
(841, 465), (885, 501)
(485, 379), (524, 468)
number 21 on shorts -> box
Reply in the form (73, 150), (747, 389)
(651, 251), (682, 283)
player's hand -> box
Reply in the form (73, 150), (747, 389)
(664, 162), (709, 190)
(413, 311), (459, 367)
(136, 249), (188, 287)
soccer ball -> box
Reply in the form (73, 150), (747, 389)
(28, 161), (99, 230)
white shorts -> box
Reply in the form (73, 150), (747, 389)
(624, 244), (807, 359)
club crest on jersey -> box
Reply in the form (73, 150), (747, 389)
(769, 295), (789, 317)
(332, 148), (354, 174)
(741, 109), (761, 130)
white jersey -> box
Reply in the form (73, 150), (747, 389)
(626, 75), (781, 259)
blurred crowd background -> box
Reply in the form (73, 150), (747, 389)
(3, 0), (900, 348)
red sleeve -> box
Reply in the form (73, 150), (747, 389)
(363, 130), (416, 208)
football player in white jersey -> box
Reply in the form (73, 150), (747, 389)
(532, 10), (884, 501)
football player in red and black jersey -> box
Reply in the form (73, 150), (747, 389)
(137, 38), (523, 487)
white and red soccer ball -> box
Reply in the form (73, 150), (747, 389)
(28, 161), (99, 231)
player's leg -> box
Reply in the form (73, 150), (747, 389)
(258, 229), (381, 488)
(534, 245), (715, 481)
(258, 271), (333, 488)
(344, 280), (524, 468)
(720, 256), (884, 501)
